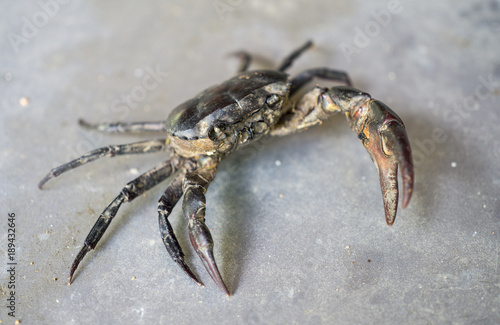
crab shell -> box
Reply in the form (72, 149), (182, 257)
(165, 70), (290, 157)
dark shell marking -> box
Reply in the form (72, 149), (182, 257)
(166, 70), (289, 156)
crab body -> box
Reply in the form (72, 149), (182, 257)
(39, 41), (414, 296)
(166, 70), (289, 157)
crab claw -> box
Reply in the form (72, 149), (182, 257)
(321, 86), (414, 225)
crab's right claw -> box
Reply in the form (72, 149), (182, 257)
(322, 87), (414, 225)
(359, 99), (414, 225)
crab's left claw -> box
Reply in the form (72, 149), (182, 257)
(322, 87), (414, 225)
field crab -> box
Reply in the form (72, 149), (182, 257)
(39, 41), (414, 295)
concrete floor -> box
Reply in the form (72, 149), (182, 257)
(1, 1), (499, 324)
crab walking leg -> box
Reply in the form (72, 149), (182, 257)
(229, 51), (252, 73)
(78, 119), (167, 134)
(277, 40), (313, 72)
(182, 164), (230, 296)
(69, 157), (183, 284)
(289, 68), (352, 96)
(270, 86), (414, 225)
(158, 170), (204, 286)
(38, 139), (169, 189)
(231, 40), (313, 74)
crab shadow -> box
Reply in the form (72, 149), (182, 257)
(214, 99), (495, 292)
(395, 109), (494, 225)
(214, 113), (349, 292)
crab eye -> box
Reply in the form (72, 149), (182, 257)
(266, 94), (281, 109)
(208, 122), (227, 141)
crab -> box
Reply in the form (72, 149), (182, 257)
(39, 41), (414, 296)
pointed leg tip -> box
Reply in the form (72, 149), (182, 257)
(213, 273), (230, 296)
(189, 275), (204, 287)
(197, 249), (230, 296)
(212, 273), (230, 296)
(68, 268), (77, 285)
(38, 176), (50, 189)
(222, 287), (231, 297)
(78, 118), (100, 131)
(68, 244), (91, 285)
(39, 169), (59, 189)
(215, 279), (230, 296)
(78, 118), (91, 128)
(208, 267), (230, 296)
(175, 258), (205, 287)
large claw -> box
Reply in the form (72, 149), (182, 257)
(321, 86), (414, 225)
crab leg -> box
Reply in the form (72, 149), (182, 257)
(182, 163), (229, 296)
(69, 157), (182, 284)
(320, 86), (414, 225)
(38, 139), (169, 189)
(158, 170), (204, 286)
(229, 51), (252, 73)
(289, 68), (352, 96)
(78, 119), (167, 133)
(277, 40), (313, 72)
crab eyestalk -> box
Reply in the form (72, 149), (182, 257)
(321, 86), (414, 225)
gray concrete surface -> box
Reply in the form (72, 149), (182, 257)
(1, 1), (499, 324)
